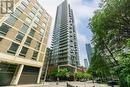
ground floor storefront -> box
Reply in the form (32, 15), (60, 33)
(0, 62), (41, 86)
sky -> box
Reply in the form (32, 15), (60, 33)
(38, 0), (100, 66)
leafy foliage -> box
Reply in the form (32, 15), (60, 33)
(74, 71), (91, 80)
(88, 0), (130, 86)
(50, 68), (70, 79)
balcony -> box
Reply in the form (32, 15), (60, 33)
(59, 44), (68, 48)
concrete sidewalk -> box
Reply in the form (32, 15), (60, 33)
(2, 82), (119, 87)
(43, 82), (120, 87)
(43, 82), (113, 87)
(3, 84), (43, 87)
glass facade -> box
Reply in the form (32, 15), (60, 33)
(51, 0), (79, 67)
(18, 66), (39, 84)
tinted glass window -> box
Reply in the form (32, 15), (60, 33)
(13, 8), (22, 17)
(32, 51), (38, 60)
(32, 23), (37, 29)
(19, 47), (28, 57)
(20, 24), (29, 33)
(35, 42), (41, 50)
(42, 23), (45, 28)
(5, 15), (17, 26)
(35, 17), (40, 23)
(37, 12), (41, 18)
(32, 7), (37, 13)
(29, 12), (35, 18)
(0, 23), (11, 36)
(22, 0), (29, 6)
(24, 37), (32, 46)
(7, 43), (19, 54)
(25, 17), (32, 25)
(40, 29), (44, 36)
(15, 32), (24, 42)
(29, 29), (35, 37)
(23, 66), (39, 73)
(18, 3), (26, 11)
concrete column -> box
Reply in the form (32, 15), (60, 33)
(37, 67), (43, 84)
(11, 64), (24, 85)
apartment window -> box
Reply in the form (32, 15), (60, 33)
(32, 51), (38, 60)
(32, 7), (37, 13)
(36, 33), (43, 41)
(45, 13), (49, 19)
(19, 47), (28, 57)
(18, 3), (26, 11)
(20, 24), (29, 33)
(34, 3), (39, 9)
(29, 12), (35, 18)
(24, 37), (32, 46)
(42, 23), (46, 28)
(70, 31), (72, 33)
(32, 23), (37, 29)
(7, 42), (19, 54)
(35, 17), (40, 23)
(70, 35), (72, 37)
(0, 23), (11, 36)
(39, 34), (43, 41)
(29, 29), (35, 37)
(70, 40), (73, 42)
(35, 42), (41, 50)
(37, 12), (41, 18)
(40, 28), (44, 36)
(44, 18), (48, 24)
(22, 0), (29, 6)
(15, 32), (24, 42)
(39, 8), (43, 13)
(13, 8), (22, 17)
(5, 15), (17, 26)
(25, 17), (32, 25)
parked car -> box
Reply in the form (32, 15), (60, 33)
(80, 79), (86, 82)
(96, 78), (101, 83)
(107, 80), (118, 86)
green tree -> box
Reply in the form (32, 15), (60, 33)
(74, 71), (91, 80)
(89, 0), (130, 86)
(74, 71), (83, 80)
(50, 68), (70, 80)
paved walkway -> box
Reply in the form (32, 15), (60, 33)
(43, 81), (119, 87)
(3, 82), (119, 87)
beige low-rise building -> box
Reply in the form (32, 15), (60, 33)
(0, 0), (52, 86)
